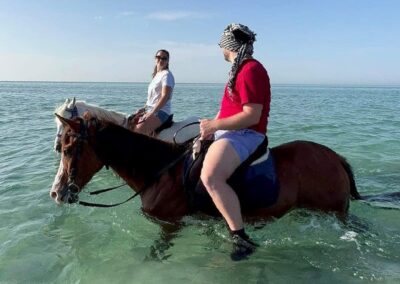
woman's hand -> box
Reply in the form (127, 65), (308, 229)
(135, 107), (146, 115)
(200, 119), (218, 139)
(139, 111), (154, 123)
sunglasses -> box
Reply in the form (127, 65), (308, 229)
(155, 55), (168, 61)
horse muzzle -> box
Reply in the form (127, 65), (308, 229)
(60, 183), (80, 204)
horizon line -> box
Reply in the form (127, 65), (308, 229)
(1, 80), (400, 87)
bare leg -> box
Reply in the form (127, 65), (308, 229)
(135, 113), (162, 136)
(200, 138), (258, 260)
(200, 139), (243, 230)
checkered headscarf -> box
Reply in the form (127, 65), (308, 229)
(219, 23), (256, 95)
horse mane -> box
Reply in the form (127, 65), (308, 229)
(55, 100), (127, 126)
(77, 101), (126, 125)
(94, 121), (187, 178)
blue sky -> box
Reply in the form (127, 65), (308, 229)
(1, 0), (399, 84)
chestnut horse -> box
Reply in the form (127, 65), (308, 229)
(51, 116), (400, 257)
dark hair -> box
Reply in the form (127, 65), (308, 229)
(152, 49), (170, 78)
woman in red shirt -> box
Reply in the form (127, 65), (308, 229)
(199, 23), (271, 260)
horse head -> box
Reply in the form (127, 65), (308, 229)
(50, 114), (104, 204)
(53, 98), (128, 152)
(54, 97), (78, 152)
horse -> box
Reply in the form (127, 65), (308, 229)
(50, 116), (400, 259)
(54, 98), (199, 152)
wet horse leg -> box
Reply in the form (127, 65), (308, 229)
(146, 221), (182, 261)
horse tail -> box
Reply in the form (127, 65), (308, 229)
(340, 155), (400, 208)
(339, 156), (362, 200)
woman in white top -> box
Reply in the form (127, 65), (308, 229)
(133, 49), (175, 136)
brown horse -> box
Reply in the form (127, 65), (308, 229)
(50, 115), (400, 257)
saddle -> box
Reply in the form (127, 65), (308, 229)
(183, 137), (280, 215)
(128, 111), (199, 143)
(127, 111), (172, 134)
(155, 114), (174, 133)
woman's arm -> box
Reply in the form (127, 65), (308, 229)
(200, 103), (262, 138)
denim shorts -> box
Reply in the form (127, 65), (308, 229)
(214, 129), (265, 163)
(154, 110), (170, 124)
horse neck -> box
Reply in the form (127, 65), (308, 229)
(93, 123), (185, 187)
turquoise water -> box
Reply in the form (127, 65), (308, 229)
(0, 82), (399, 283)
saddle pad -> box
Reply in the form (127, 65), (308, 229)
(236, 149), (279, 210)
(157, 116), (199, 143)
(184, 147), (280, 215)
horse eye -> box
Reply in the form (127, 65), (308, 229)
(63, 147), (73, 157)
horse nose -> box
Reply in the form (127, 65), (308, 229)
(50, 190), (62, 204)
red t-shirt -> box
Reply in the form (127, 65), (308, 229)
(217, 59), (271, 134)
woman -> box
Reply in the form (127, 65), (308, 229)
(199, 23), (271, 261)
(132, 49), (175, 136)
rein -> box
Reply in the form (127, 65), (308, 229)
(86, 122), (201, 193)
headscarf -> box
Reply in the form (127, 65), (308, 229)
(219, 23), (257, 95)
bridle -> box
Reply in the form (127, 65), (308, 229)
(60, 117), (130, 206)
(65, 104), (79, 118)
(59, 117), (91, 204)
(60, 117), (195, 208)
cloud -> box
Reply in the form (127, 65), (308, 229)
(119, 11), (136, 17)
(147, 11), (208, 21)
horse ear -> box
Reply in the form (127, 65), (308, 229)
(55, 113), (80, 132)
(66, 98), (72, 108)
(72, 97), (76, 106)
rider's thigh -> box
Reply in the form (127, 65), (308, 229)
(135, 114), (162, 136)
(201, 138), (241, 182)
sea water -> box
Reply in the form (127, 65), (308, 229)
(0, 82), (399, 283)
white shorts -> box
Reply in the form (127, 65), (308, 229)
(214, 129), (265, 162)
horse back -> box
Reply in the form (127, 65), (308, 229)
(184, 140), (353, 219)
(270, 140), (351, 215)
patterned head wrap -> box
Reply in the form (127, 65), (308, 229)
(219, 23), (256, 95)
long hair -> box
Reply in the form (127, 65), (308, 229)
(152, 49), (170, 78)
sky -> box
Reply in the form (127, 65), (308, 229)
(1, 0), (399, 84)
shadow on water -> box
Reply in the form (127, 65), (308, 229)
(361, 191), (400, 210)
